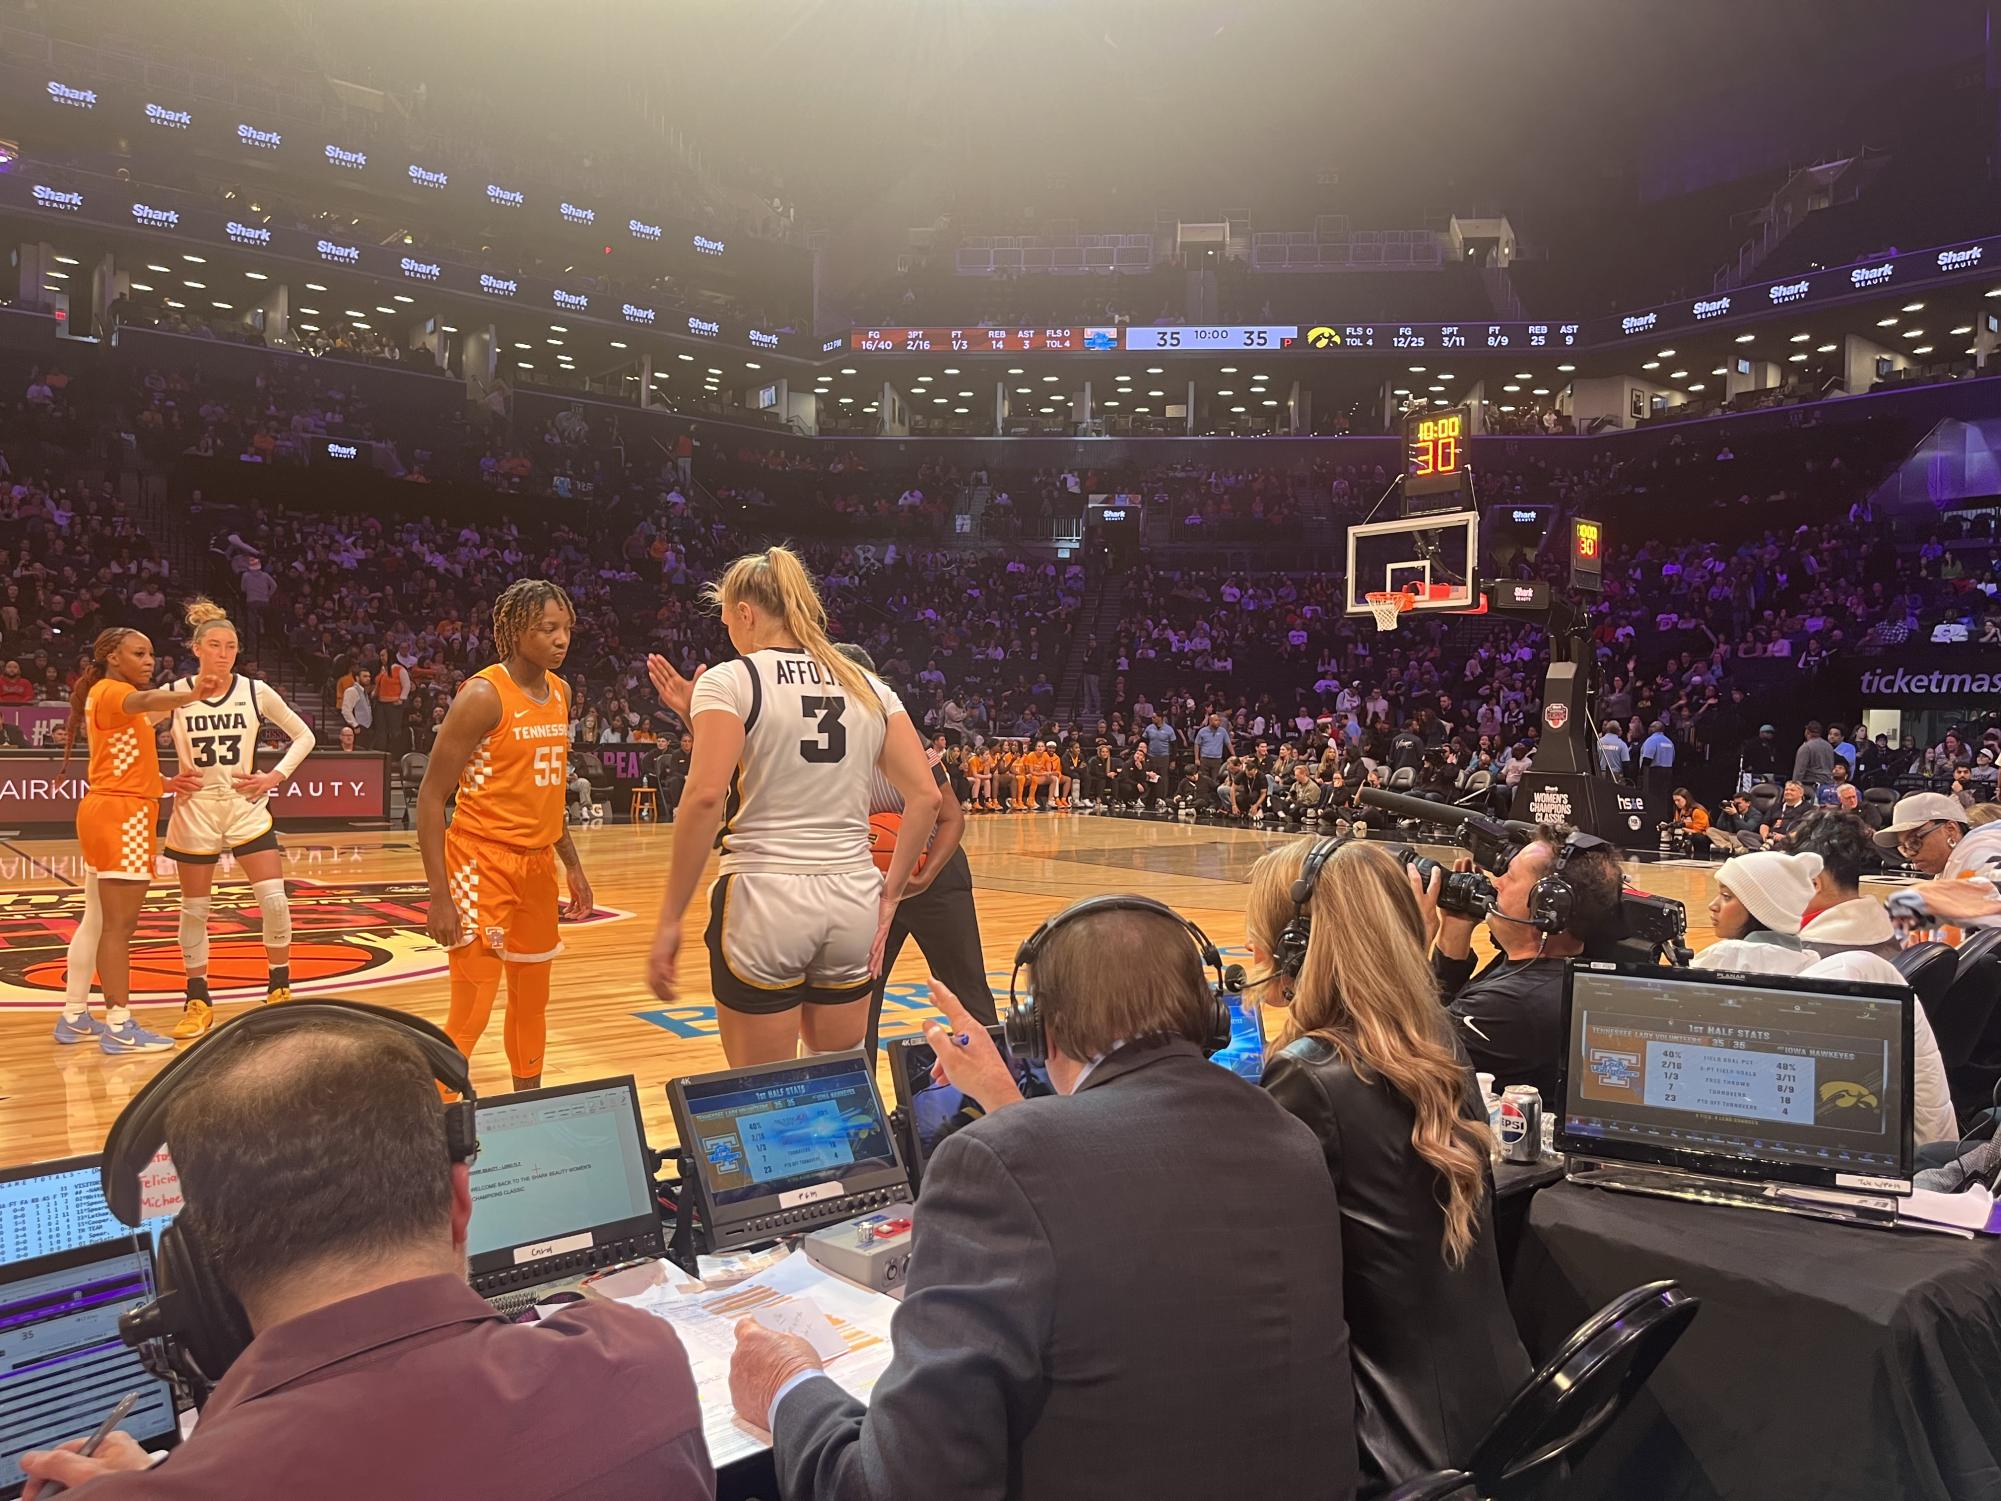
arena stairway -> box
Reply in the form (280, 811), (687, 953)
(1050, 572), (1126, 725)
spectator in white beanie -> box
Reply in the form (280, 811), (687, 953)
(1693, 851), (1959, 1143)
(1695, 850), (1824, 974)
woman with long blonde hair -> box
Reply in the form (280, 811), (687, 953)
(1244, 837), (1528, 1493)
(645, 546), (940, 1065)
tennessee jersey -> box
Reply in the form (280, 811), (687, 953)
(86, 677), (161, 798)
(688, 647), (904, 874)
(452, 665), (570, 849)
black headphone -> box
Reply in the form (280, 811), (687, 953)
(1003, 894), (1240, 1064)
(1273, 837), (1340, 979)
(101, 1001), (477, 1401)
(1525, 831), (1611, 934)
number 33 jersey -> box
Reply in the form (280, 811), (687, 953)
(452, 665), (571, 850)
(689, 648), (904, 875)
(167, 674), (309, 797)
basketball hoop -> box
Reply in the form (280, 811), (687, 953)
(1365, 590), (1416, 632)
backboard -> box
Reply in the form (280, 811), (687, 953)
(1344, 511), (1480, 616)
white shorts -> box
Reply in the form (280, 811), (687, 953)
(164, 793), (277, 864)
(704, 868), (881, 1015)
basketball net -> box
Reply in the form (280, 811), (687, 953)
(1365, 590), (1416, 632)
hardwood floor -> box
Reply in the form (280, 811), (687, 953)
(0, 814), (1737, 1170)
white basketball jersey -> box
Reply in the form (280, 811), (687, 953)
(168, 675), (268, 796)
(688, 648), (904, 874)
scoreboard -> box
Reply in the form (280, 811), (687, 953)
(1403, 405), (1471, 511)
(847, 326), (1110, 352)
(1570, 517), (1605, 592)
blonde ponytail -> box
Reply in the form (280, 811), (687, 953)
(183, 596), (236, 649)
(706, 546), (882, 715)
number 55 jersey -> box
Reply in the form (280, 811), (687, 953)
(165, 674), (315, 861)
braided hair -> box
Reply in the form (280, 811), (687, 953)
(63, 628), (143, 768)
(491, 579), (575, 662)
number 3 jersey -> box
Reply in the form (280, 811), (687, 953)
(452, 664), (570, 850)
(167, 674), (313, 797)
(689, 647), (904, 875)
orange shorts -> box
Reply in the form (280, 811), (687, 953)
(444, 828), (561, 964)
(79, 793), (159, 883)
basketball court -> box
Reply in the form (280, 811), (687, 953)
(0, 817), (1732, 1169)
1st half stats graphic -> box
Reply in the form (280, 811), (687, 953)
(0, 878), (631, 1008)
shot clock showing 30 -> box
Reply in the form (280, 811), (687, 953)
(1571, 516), (1605, 592)
(1404, 405), (1470, 503)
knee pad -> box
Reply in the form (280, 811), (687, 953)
(252, 879), (290, 952)
(178, 897), (213, 972)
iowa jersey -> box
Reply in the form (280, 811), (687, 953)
(168, 675), (298, 796)
(689, 647), (904, 874)
(453, 665), (570, 849)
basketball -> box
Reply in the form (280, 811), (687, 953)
(869, 812), (929, 877)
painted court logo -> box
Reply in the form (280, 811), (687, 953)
(0, 878), (631, 1009)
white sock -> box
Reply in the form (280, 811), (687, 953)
(63, 872), (103, 1021)
(107, 1004), (132, 1028)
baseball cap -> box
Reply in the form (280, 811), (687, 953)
(1872, 791), (1970, 849)
(1758, 723), (1775, 733)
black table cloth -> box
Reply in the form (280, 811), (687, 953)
(1509, 1182), (2001, 1500)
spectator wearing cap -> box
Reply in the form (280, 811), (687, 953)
(1696, 851), (1828, 974)
(1873, 792), (1996, 880)
(1742, 723), (1783, 783)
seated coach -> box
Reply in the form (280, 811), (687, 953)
(729, 896), (1358, 1501)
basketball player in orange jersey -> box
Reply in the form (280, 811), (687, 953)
(965, 745), (995, 811)
(1028, 741), (1065, 809)
(52, 629), (224, 1055)
(418, 580), (595, 1092)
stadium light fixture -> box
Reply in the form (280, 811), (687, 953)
(1015, 386), (1031, 394)
(1734, 333), (1755, 343)
(1901, 302), (1924, 313)
(441, 325), (457, 333)
(129, 282), (153, 292)
(1149, 389), (1165, 397)
(1902, 329), (1924, 338)
(958, 390), (974, 397)
(1217, 389), (1234, 396)
(1007, 367), (1024, 376)
(1498, 405), (1516, 413)
(146, 264), (171, 274)
(1230, 406), (1246, 413)
(678, 353), (694, 361)
(1146, 366), (1163, 375)
(707, 367), (723, 375)
(52, 254), (79, 266)
(913, 375), (931, 383)
(1816, 343), (1837, 352)
(1688, 383), (1705, 392)
(1787, 353), (1807, 362)
(745, 363), (761, 370)
(45, 270), (69, 280)
(183, 280), (206, 290)
(1641, 361), (1660, 370)
(1514, 372), (1534, 380)
(305, 282), (327, 292)
(374, 305), (395, 315)
(164, 299), (185, 309)
(1409, 366), (1426, 373)
(1952, 325), (1973, 336)
(840, 367), (857, 375)
(1043, 375), (1060, 382)
(1220, 366), (1237, 374)
(1711, 366), (1727, 375)
(1135, 406), (1150, 413)
(1503, 383), (1522, 392)
(1654, 350), (1674, 358)
(546, 338), (563, 346)
(943, 367), (960, 376)
(245, 271), (268, 281)
(842, 397), (856, 405)
(210, 301), (232, 310)
(1912, 345), (1934, 354)
(551, 325), (568, 333)
(953, 406), (970, 414)
(1987, 288), (2001, 298)
(1429, 384), (1445, 392)
(1876, 317), (1899, 327)
(517, 362), (533, 369)
(1101, 400), (1118, 408)
(513, 342), (532, 349)
(1263, 400), (1278, 407)
(296, 322), (319, 332)
(1670, 370), (1688, 379)
(1532, 387), (1550, 395)
(351, 321), (371, 329)
(181, 254), (205, 264)
(1438, 373), (1454, 380)
(391, 293), (414, 304)
(609, 340), (626, 349)
(932, 397), (947, 404)
(1789, 333), (1810, 342)
(1557, 363), (1575, 372)
(1392, 387), (1410, 396)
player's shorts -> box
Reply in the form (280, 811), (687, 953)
(78, 793), (159, 884)
(705, 868), (882, 1015)
(164, 793), (278, 864)
(445, 828), (562, 964)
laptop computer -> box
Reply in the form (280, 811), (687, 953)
(466, 1077), (664, 1315)
(1558, 960), (1914, 1215)
(0, 1239), (180, 1498)
(0, 1153), (179, 1266)
(668, 1051), (911, 1254)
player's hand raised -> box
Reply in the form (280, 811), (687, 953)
(646, 655), (704, 722)
(194, 668), (231, 700)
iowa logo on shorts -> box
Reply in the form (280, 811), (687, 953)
(0, 878), (632, 1009)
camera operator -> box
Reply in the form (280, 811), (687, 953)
(728, 903), (1359, 1500)
(15, 1009), (712, 1498)
(1430, 827), (1624, 1104)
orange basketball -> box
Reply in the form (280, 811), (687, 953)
(868, 812), (929, 877)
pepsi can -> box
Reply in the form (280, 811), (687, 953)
(1498, 1085), (1543, 1164)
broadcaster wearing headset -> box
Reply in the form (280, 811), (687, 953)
(727, 897), (1360, 1501)
(1430, 824), (1625, 1105)
(1243, 838), (1530, 1493)
(14, 1005), (712, 1499)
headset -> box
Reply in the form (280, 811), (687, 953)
(101, 1001), (477, 1402)
(1003, 894), (1240, 1064)
(1524, 830), (1614, 935)
(1272, 837), (1341, 980)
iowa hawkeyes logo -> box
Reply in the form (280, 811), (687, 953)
(1305, 326), (1342, 349)
(0, 879), (631, 1009)
(1818, 1079), (1881, 1110)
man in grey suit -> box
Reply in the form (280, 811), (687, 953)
(729, 898), (1358, 1501)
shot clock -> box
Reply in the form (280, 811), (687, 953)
(1570, 517), (1605, 592)
(1403, 405), (1472, 514)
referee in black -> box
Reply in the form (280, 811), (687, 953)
(836, 644), (999, 1057)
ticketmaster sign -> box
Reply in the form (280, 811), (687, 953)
(1859, 666), (2001, 699)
